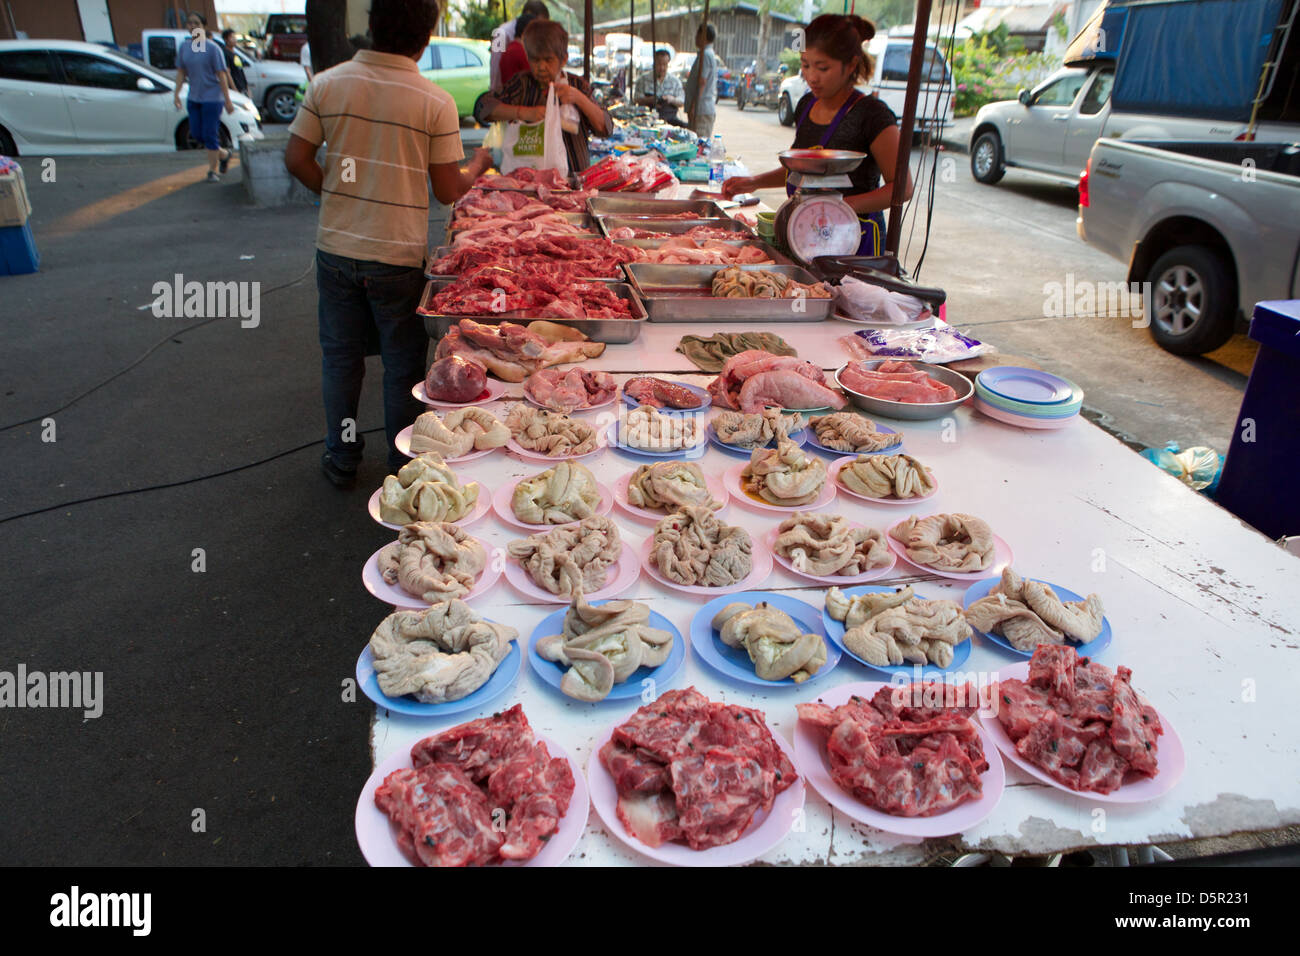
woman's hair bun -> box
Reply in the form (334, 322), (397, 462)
(846, 15), (876, 42)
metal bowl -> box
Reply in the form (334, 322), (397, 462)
(834, 361), (974, 421)
(779, 149), (867, 176)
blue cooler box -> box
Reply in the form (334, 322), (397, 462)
(0, 220), (39, 276)
(1215, 300), (1300, 539)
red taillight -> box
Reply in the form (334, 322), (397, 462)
(1079, 159), (1090, 208)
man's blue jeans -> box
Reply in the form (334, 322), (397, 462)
(316, 250), (428, 473)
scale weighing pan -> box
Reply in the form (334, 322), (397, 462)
(780, 149), (868, 176)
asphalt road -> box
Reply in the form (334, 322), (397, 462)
(712, 103), (1256, 454)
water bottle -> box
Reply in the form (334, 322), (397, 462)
(708, 135), (725, 188)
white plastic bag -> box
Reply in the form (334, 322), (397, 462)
(500, 85), (569, 175)
(837, 276), (930, 325)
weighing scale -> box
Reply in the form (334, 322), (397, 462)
(773, 149), (868, 268)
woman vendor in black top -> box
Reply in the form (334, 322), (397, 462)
(721, 14), (913, 255)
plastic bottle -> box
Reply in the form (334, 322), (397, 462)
(708, 135), (725, 187)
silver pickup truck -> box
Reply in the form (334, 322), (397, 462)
(1077, 138), (1300, 355)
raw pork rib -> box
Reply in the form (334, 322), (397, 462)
(600, 687), (796, 851)
(377, 705), (576, 866)
(797, 685), (988, 817)
(839, 360), (959, 404)
(995, 646), (1163, 794)
(708, 350), (846, 412)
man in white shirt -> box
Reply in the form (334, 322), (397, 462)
(300, 41), (313, 81)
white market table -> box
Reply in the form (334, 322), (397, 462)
(365, 320), (1300, 866)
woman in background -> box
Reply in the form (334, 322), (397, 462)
(174, 12), (234, 182)
(721, 14), (912, 255)
(476, 19), (612, 172)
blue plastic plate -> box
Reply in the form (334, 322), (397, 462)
(705, 422), (808, 457)
(820, 584), (972, 679)
(802, 423), (905, 458)
(976, 367), (1077, 405)
(963, 576), (1112, 657)
(621, 380), (712, 413)
(690, 591), (841, 688)
(605, 421), (707, 459)
(528, 601), (686, 701)
(356, 634), (521, 718)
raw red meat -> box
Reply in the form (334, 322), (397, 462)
(839, 359), (959, 404)
(429, 267), (632, 320)
(610, 224), (753, 241)
(798, 684), (988, 817)
(424, 355), (488, 403)
(525, 367), (617, 412)
(601, 687), (795, 851)
(429, 235), (642, 279)
(382, 707), (576, 866)
(995, 647), (1163, 794)
(639, 238), (773, 266)
(707, 350), (845, 412)
(623, 376), (703, 409)
(449, 212), (591, 247)
(374, 763), (504, 867)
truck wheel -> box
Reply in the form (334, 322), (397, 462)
(970, 130), (1004, 184)
(1146, 245), (1237, 356)
(0, 126), (16, 157)
(265, 86), (298, 123)
(778, 93), (794, 126)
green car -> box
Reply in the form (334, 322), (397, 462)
(294, 37), (490, 118)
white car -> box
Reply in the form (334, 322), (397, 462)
(778, 35), (953, 136)
(142, 30), (305, 123)
(0, 39), (263, 156)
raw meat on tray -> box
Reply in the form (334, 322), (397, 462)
(600, 687), (795, 851)
(994, 645), (1164, 794)
(435, 319), (605, 382)
(428, 267), (632, 320)
(429, 235), (641, 280)
(797, 684), (988, 817)
(375, 705), (576, 866)
(839, 359), (959, 404)
(708, 349), (846, 413)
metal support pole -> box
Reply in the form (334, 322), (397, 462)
(884, 0), (933, 256)
(584, 0), (593, 82)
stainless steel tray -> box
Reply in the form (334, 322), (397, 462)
(417, 279), (645, 343)
(596, 216), (755, 239)
(624, 263), (835, 323)
(613, 237), (792, 266)
(587, 197), (726, 219)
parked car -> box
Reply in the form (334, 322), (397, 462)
(669, 51), (734, 98)
(971, 0), (1299, 186)
(142, 30), (305, 124)
(736, 59), (787, 111)
(0, 39), (263, 156)
(1077, 138), (1300, 355)
(250, 14), (308, 62)
(778, 35), (953, 135)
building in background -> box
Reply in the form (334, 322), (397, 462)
(593, 1), (802, 69)
(1, 0), (218, 44)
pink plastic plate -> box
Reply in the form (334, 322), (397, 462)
(491, 477), (614, 532)
(980, 661), (1185, 804)
(829, 456), (939, 505)
(355, 734), (590, 867)
(638, 533), (773, 596)
(506, 433), (606, 463)
(587, 719), (804, 865)
(885, 517), (1014, 581)
(973, 398), (1079, 430)
(794, 681), (1005, 837)
(612, 469), (729, 523)
(367, 484), (491, 532)
(764, 525), (898, 585)
(523, 383), (619, 415)
(723, 462), (836, 514)
(504, 543), (641, 604)
(412, 378), (509, 408)
(362, 542), (502, 608)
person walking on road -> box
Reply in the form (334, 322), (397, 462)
(283, 0), (491, 488)
(685, 23), (718, 140)
(174, 13), (234, 182)
(220, 29), (249, 96)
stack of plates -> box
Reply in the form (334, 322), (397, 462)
(973, 367), (1083, 429)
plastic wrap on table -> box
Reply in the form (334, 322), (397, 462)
(837, 276), (931, 325)
(1140, 444), (1225, 494)
(580, 154), (678, 194)
(841, 324), (995, 364)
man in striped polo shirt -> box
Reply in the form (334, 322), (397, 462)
(284, 0), (490, 488)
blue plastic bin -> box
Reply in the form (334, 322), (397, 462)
(1214, 300), (1300, 539)
(0, 220), (39, 275)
